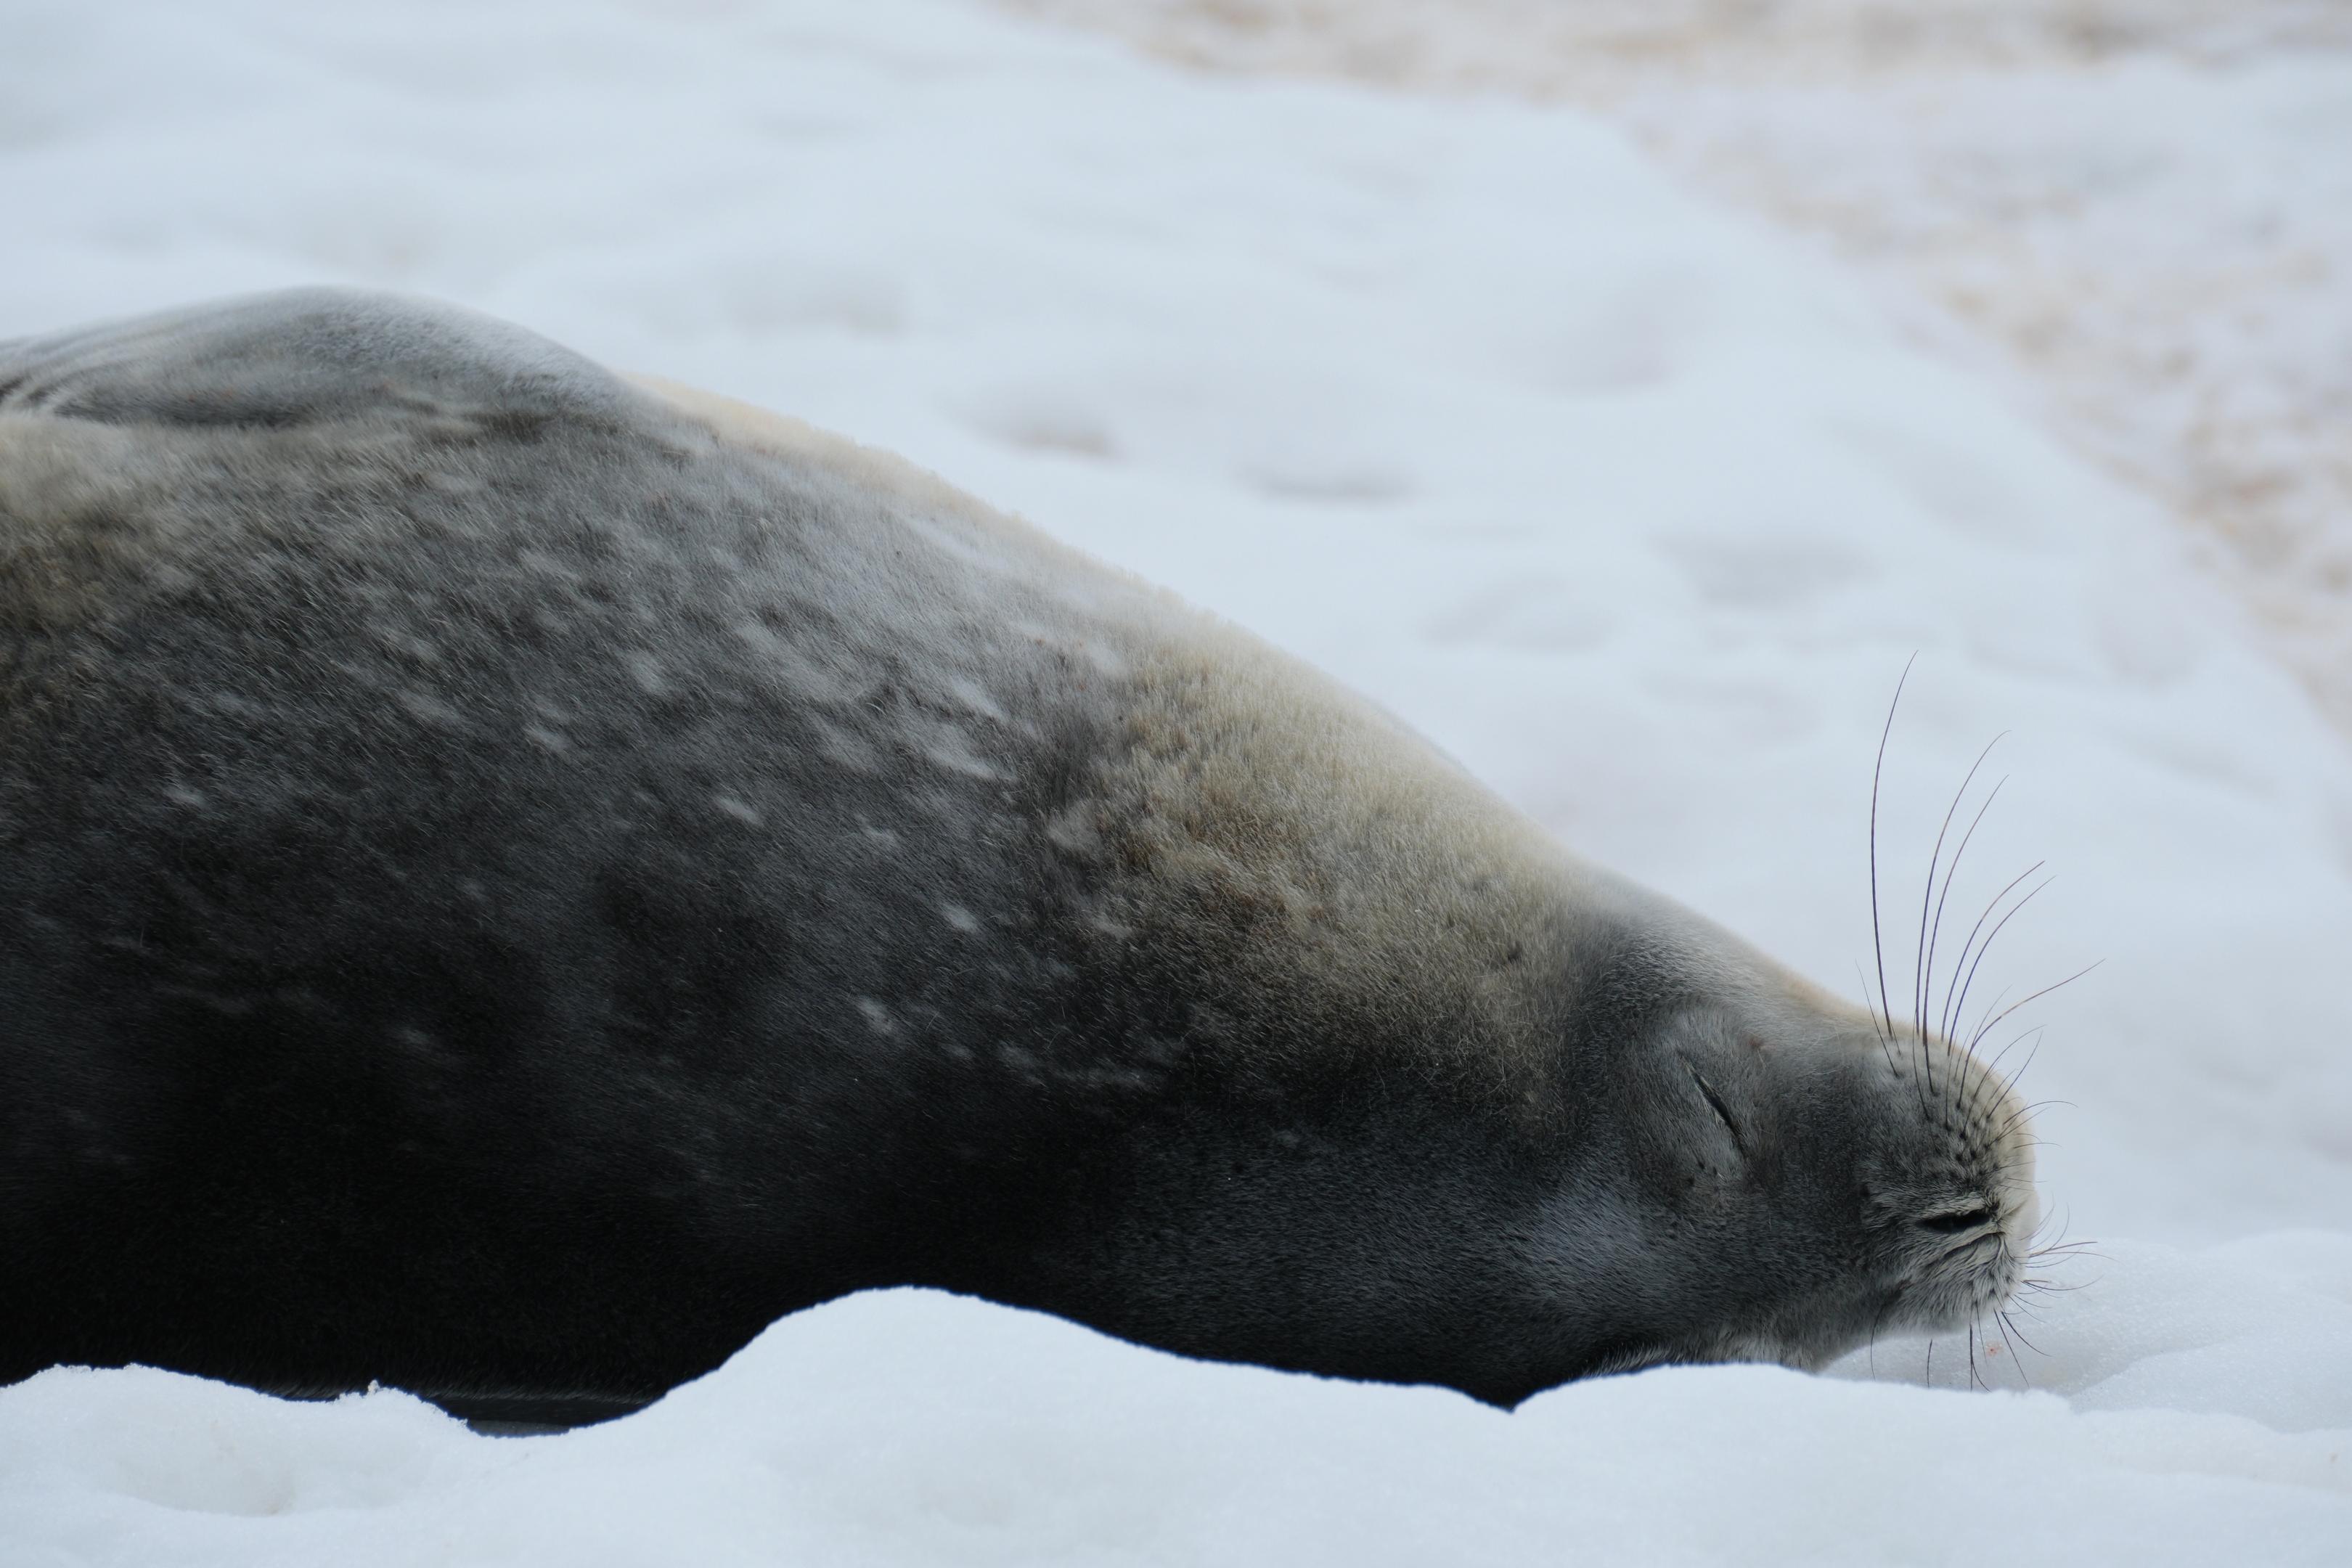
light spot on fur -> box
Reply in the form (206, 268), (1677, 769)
(732, 618), (867, 704)
(818, 719), (881, 772)
(525, 724), (571, 754)
(944, 676), (1008, 723)
(729, 620), (785, 658)
(713, 794), (764, 827)
(940, 902), (980, 934)
(914, 717), (1004, 780)
(399, 690), (464, 727)
(900, 511), (1015, 575)
(163, 783), (206, 809)
(862, 822), (902, 850)
(1077, 635), (1129, 678)
(625, 652), (670, 695)
(855, 997), (898, 1036)
(368, 620), (441, 665)
(927, 741), (1002, 781)
(1045, 804), (1103, 854)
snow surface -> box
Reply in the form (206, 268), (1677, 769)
(1016, 0), (2352, 730)
(2, 0), (2348, 1560)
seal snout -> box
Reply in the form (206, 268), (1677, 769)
(1865, 1029), (2041, 1335)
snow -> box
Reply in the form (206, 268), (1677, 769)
(2, 0), (2348, 1560)
(5, 1273), (2351, 1565)
(1012, 0), (2352, 727)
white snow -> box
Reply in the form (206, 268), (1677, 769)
(1012, 0), (2352, 726)
(2, 0), (2348, 1561)
(7, 1278), (2350, 1567)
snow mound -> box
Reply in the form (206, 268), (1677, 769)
(5, 1259), (2348, 1567)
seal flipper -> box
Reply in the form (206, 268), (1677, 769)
(0, 287), (640, 433)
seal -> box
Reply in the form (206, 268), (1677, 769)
(0, 289), (2038, 1422)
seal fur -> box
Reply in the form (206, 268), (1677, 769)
(0, 290), (2038, 1418)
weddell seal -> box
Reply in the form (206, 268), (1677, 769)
(0, 289), (2040, 1424)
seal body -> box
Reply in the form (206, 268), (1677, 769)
(0, 291), (2036, 1419)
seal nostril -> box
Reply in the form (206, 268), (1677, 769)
(1916, 1206), (1993, 1234)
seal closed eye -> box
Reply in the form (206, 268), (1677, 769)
(1683, 1063), (1747, 1154)
(0, 287), (2041, 1422)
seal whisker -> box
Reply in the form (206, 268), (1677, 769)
(1944, 870), (2051, 1058)
(1967, 962), (2103, 1056)
(1967, 1024), (2045, 1124)
(1990, 1029), (2050, 1118)
(1869, 656), (1916, 1048)
(1938, 862), (2043, 1044)
(1995, 1100), (2073, 1143)
(1956, 1029), (2031, 1134)
(1915, 735), (2004, 1093)
(2020, 1266), (2099, 1285)
(2024, 1249), (2104, 1290)
(1960, 981), (2017, 1070)
(1933, 779), (2009, 1122)
(1856, 960), (1899, 1077)
(1998, 1323), (2033, 1390)
(2028, 1241), (2104, 1261)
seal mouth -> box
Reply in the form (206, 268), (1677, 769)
(1930, 1230), (2004, 1272)
(1880, 1218), (2025, 1347)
